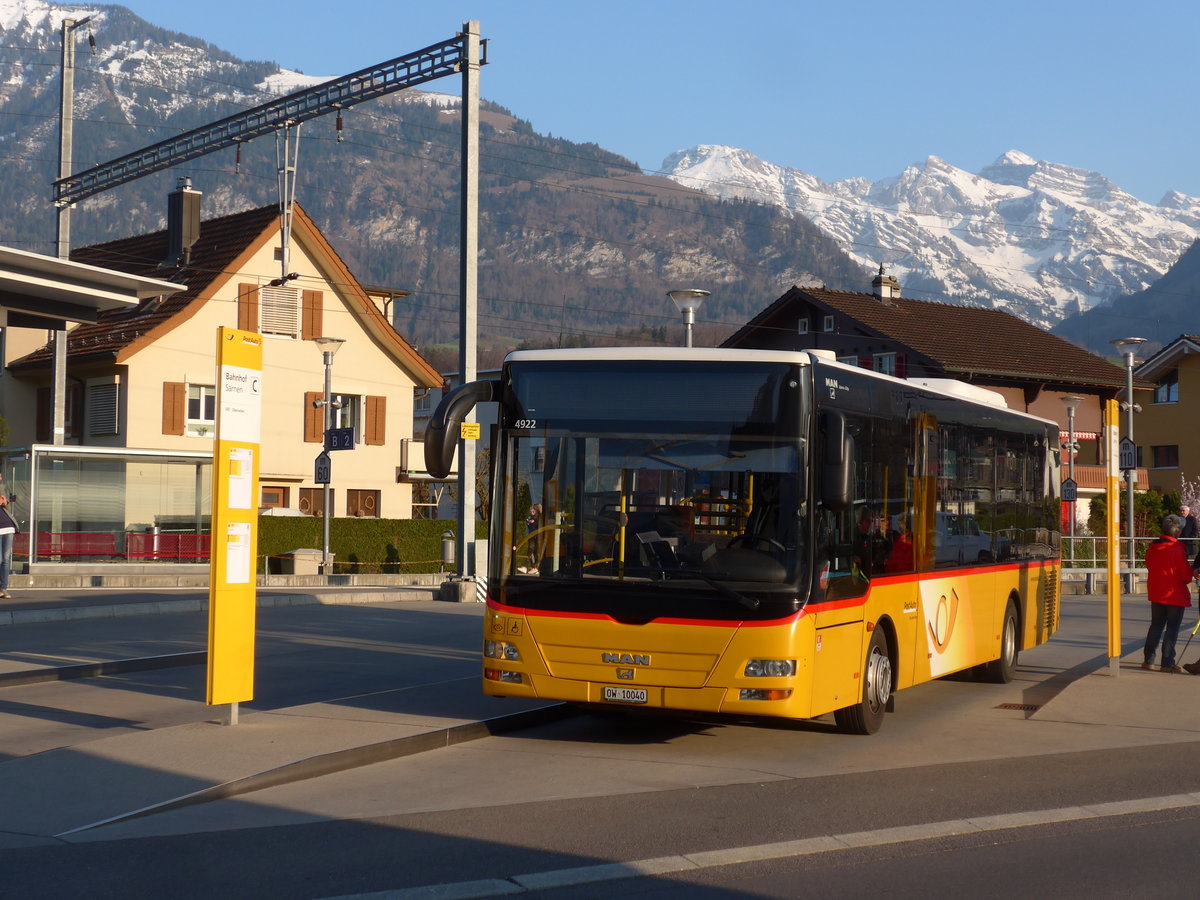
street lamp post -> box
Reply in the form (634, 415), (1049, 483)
(667, 289), (709, 347)
(1061, 395), (1083, 556)
(1110, 337), (1146, 590)
(314, 336), (345, 574)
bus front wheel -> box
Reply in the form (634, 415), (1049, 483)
(835, 628), (892, 735)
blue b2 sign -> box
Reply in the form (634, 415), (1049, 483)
(326, 427), (355, 450)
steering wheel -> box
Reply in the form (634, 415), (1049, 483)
(728, 533), (786, 553)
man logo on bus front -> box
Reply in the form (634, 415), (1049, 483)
(602, 652), (650, 666)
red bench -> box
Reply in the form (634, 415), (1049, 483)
(125, 532), (211, 561)
(13, 532), (118, 559)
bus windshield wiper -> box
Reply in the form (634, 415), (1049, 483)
(670, 568), (760, 611)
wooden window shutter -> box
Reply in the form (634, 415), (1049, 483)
(301, 290), (323, 340)
(859, 355), (872, 369)
(237, 284), (259, 332)
(36, 387), (50, 442)
(304, 391), (323, 442)
(162, 382), (186, 435)
(365, 395), (386, 445)
(895, 354), (907, 379)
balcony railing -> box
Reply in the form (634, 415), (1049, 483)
(1063, 464), (1148, 490)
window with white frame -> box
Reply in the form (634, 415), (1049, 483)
(330, 393), (360, 436)
(822, 315), (835, 332)
(186, 384), (216, 437)
(1154, 370), (1179, 404)
(87, 378), (120, 435)
(873, 353), (897, 377)
(259, 285), (299, 338)
(797, 318), (809, 335)
(836, 355), (858, 366)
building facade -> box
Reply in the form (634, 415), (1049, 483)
(1, 193), (442, 562)
(1134, 335), (1200, 494)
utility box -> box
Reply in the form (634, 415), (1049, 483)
(277, 548), (329, 575)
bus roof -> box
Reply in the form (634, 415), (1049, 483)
(505, 347), (814, 365)
(503, 347), (1057, 429)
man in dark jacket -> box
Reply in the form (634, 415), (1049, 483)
(1180, 505), (1198, 556)
(1144, 514), (1193, 673)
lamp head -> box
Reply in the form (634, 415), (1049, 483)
(1060, 395), (1083, 414)
(1110, 336), (1147, 358)
(667, 289), (710, 315)
(313, 336), (345, 358)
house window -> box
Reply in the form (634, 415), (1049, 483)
(873, 353), (897, 377)
(259, 285), (299, 338)
(415, 390), (432, 414)
(797, 318), (809, 335)
(347, 489), (380, 518)
(36, 385), (82, 441)
(836, 355), (858, 366)
(331, 393), (359, 434)
(1155, 370), (1179, 404)
(261, 486), (289, 508)
(87, 380), (119, 436)
(822, 315), (835, 333)
(299, 487), (332, 516)
(186, 385), (216, 437)
(1152, 445), (1180, 469)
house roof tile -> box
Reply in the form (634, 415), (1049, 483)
(11, 205), (277, 369)
(726, 286), (1139, 391)
(8, 204), (442, 388)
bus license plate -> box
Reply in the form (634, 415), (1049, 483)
(603, 686), (647, 704)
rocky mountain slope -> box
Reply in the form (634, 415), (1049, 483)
(0, 0), (865, 353)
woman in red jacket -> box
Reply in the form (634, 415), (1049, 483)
(1143, 514), (1194, 673)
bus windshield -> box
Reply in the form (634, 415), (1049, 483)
(496, 360), (807, 618)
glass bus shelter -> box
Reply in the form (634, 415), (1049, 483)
(1, 445), (212, 566)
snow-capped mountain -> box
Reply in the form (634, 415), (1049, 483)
(663, 146), (1200, 329)
(0, 0), (867, 350)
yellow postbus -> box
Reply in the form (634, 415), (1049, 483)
(426, 348), (1061, 734)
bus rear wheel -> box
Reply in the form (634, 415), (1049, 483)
(983, 599), (1019, 683)
(835, 628), (892, 735)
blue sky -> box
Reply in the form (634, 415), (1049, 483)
(118, 0), (1195, 204)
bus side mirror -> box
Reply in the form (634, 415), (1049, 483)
(821, 410), (853, 512)
(425, 380), (501, 479)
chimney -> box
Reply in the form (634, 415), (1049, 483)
(871, 263), (901, 302)
(164, 177), (201, 267)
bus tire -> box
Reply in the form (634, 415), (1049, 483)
(983, 599), (1019, 684)
(835, 628), (892, 735)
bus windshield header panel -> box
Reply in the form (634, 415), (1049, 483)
(507, 360), (803, 436)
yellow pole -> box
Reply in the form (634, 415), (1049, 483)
(1105, 399), (1121, 675)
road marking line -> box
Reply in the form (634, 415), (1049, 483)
(316, 791), (1200, 899)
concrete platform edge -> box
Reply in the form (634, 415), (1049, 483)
(58, 703), (575, 837)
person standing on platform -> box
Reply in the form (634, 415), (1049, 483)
(0, 489), (15, 600)
(1143, 514), (1193, 673)
(1180, 505), (1198, 556)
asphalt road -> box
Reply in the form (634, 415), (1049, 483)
(2, 596), (1199, 898)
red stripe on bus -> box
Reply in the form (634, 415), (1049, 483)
(488, 558), (1057, 627)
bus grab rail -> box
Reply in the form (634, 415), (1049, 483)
(425, 379), (502, 479)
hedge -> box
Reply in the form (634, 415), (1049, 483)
(259, 517), (488, 574)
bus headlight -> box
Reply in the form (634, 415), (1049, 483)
(744, 659), (796, 677)
(484, 641), (521, 661)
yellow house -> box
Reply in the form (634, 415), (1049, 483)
(1135, 335), (1200, 494)
(2, 194), (442, 533)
